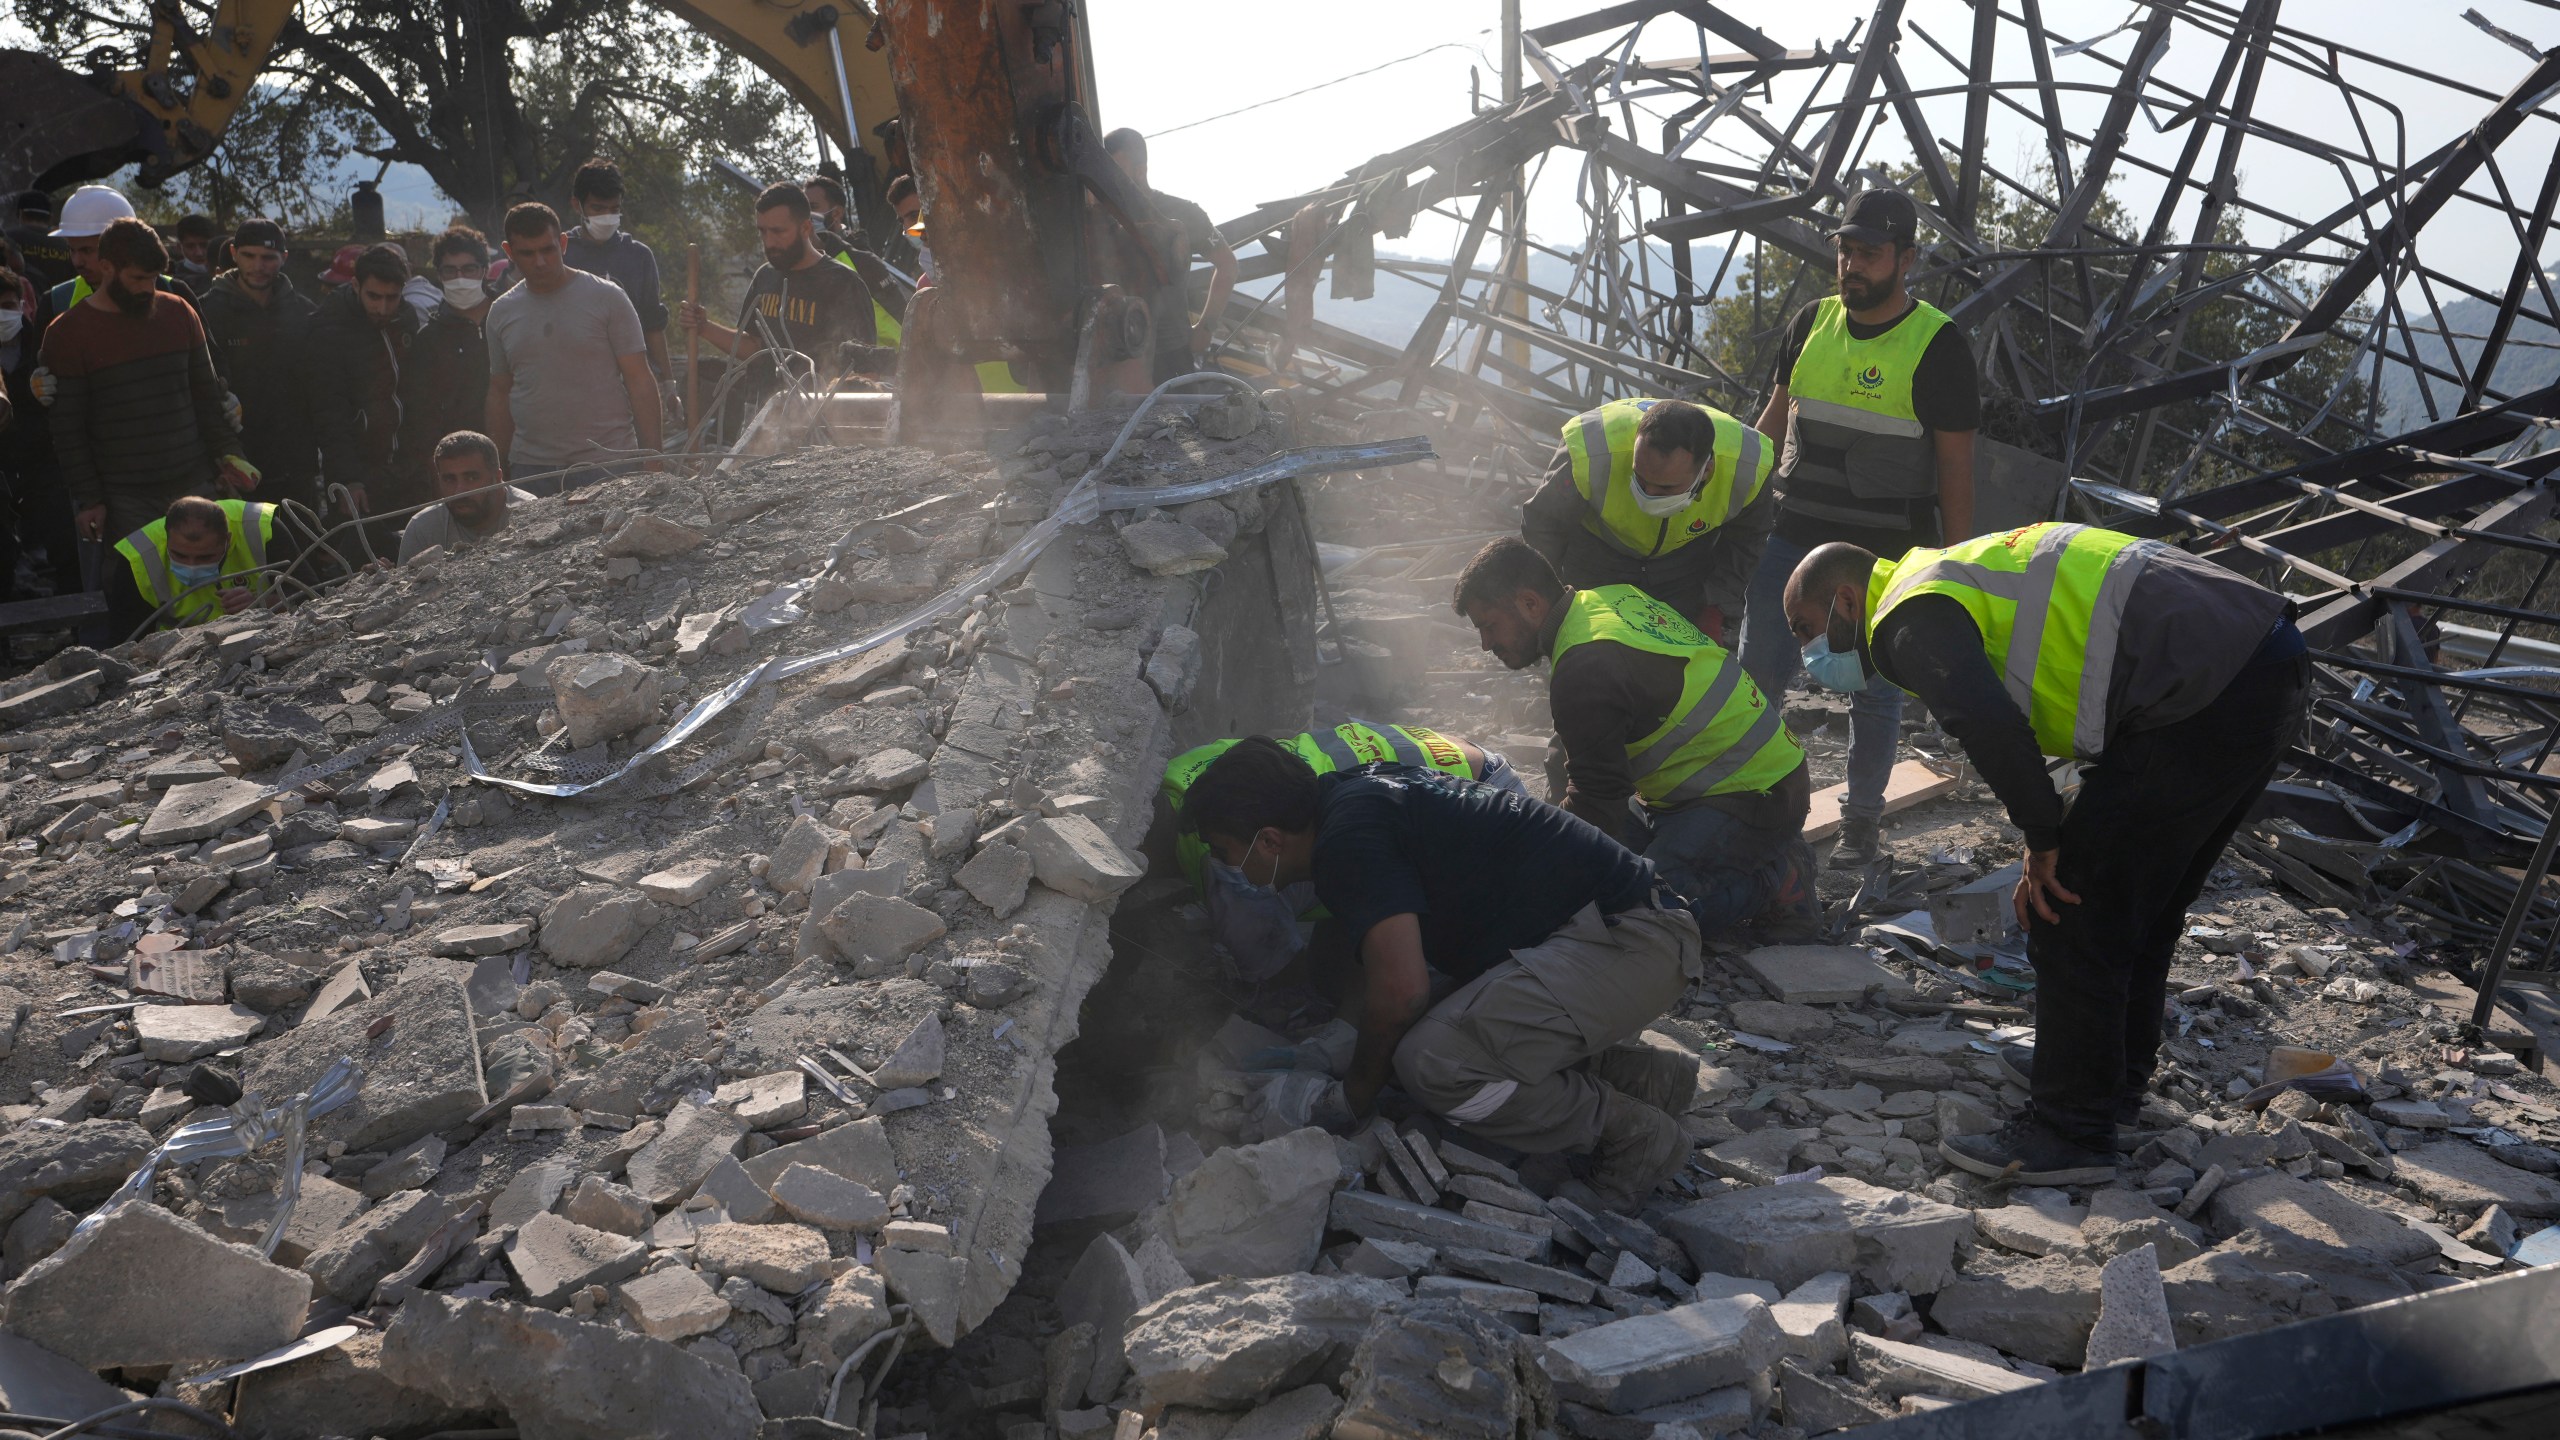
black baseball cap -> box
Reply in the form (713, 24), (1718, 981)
(1827, 189), (1918, 247)
(12, 190), (52, 221)
(233, 218), (287, 251)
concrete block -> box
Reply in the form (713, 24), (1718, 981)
(1329, 1188), (1549, 1262)
(1738, 945), (1914, 1005)
(1123, 1273), (1404, 1410)
(379, 1292), (758, 1440)
(1665, 1176), (1972, 1294)
(619, 1265), (732, 1340)
(244, 972), (485, 1153)
(3, 1202), (307, 1367)
(771, 1163), (889, 1232)
(508, 1211), (648, 1307)
(1160, 1126), (1339, 1280)
(1926, 1254), (2101, 1368)
(627, 1099), (749, 1205)
(2084, 1242), (2176, 1368)
(1020, 815), (1144, 903)
(1537, 1295), (1785, 1414)
(694, 1222), (830, 1293)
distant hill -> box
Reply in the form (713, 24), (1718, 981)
(2370, 274), (2560, 430)
(1238, 242), (1727, 354)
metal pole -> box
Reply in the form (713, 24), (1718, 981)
(2471, 809), (2560, 1030)
(826, 20), (864, 157)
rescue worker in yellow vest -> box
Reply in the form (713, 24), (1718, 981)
(105, 494), (297, 639)
(1521, 397), (1774, 645)
(1739, 189), (1979, 871)
(1783, 524), (2307, 1184)
(1155, 721), (1529, 986)
(1456, 537), (1818, 942)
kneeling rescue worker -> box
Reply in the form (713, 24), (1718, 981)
(1783, 521), (2307, 1184)
(107, 494), (300, 639)
(1180, 740), (1702, 1211)
(1455, 537), (1816, 941)
(1158, 720), (1527, 982)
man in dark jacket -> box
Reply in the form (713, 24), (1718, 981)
(399, 227), (494, 493)
(306, 243), (417, 522)
(197, 219), (320, 516)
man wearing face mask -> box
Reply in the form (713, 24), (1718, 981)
(41, 220), (253, 546)
(105, 494), (304, 638)
(1182, 741), (1703, 1213)
(1739, 189), (1978, 871)
(306, 243), (419, 524)
(1456, 537), (1817, 943)
(563, 160), (676, 424)
(1520, 398), (1776, 646)
(198, 219), (321, 517)
(1156, 721), (1528, 987)
(399, 227), (495, 490)
(1782, 526), (2305, 1184)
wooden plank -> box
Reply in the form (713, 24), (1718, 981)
(1804, 760), (1964, 843)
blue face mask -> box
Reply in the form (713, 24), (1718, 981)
(169, 562), (226, 591)
(1801, 595), (1867, 692)
(1204, 849), (1309, 982)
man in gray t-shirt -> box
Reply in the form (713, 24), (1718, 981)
(484, 203), (660, 490)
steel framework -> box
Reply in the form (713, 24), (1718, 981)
(1199, 1), (2560, 1017)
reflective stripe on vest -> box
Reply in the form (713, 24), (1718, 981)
(1161, 721), (1480, 893)
(1548, 585), (1803, 807)
(1868, 522), (2162, 760)
(113, 500), (276, 632)
(1782, 295), (1950, 528)
(1563, 398), (1771, 559)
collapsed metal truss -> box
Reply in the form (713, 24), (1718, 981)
(1194, 2), (2560, 999)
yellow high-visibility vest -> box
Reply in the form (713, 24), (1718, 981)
(113, 499), (275, 631)
(1783, 295), (1952, 528)
(1161, 721), (1476, 892)
(1562, 398), (1771, 558)
(1550, 585), (1802, 808)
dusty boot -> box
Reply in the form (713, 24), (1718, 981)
(1587, 1084), (1687, 1213)
(1828, 817), (1881, 869)
(1590, 1032), (1700, 1114)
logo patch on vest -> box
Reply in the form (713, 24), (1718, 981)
(1686, 518), (1709, 533)
(1855, 364), (1885, 392)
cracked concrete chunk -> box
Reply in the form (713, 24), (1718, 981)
(1665, 1176), (1971, 1294)
(628, 1099), (749, 1205)
(138, 776), (269, 846)
(1333, 1302), (1540, 1440)
(620, 1266), (731, 1342)
(695, 1221), (830, 1292)
(694, 1154), (777, 1224)
(869, 1013), (945, 1089)
(305, 1190), (447, 1304)
(509, 1211), (649, 1307)
(381, 1292), (759, 1440)
(819, 893), (946, 970)
(1124, 1273), (1405, 1410)
(956, 841), (1034, 917)
(548, 653), (664, 748)
(244, 972), (485, 1153)
(4, 1203), (307, 1367)
(847, 747), (930, 792)
(132, 1003), (262, 1061)
(770, 1163), (889, 1232)
(490, 1157), (575, 1231)
(801, 1267), (892, 1369)
(540, 883), (659, 969)
(1160, 1126), (1340, 1280)
(716, 1071), (808, 1130)
(768, 815), (838, 896)
(877, 1245), (966, 1348)
(742, 1116), (898, 1193)
(1926, 1254), (2100, 1368)
(562, 1175), (654, 1236)
(1120, 517), (1228, 576)
(1020, 815), (1144, 903)
(1538, 1295), (1782, 1415)
(2084, 1243), (2176, 1368)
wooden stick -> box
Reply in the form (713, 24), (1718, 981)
(684, 242), (702, 448)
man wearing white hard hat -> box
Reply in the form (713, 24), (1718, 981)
(42, 186), (198, 316)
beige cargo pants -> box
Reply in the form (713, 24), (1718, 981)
(1392, 901), (1697, 1154)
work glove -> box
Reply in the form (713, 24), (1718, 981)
(217, 455), (262, 493)
(221, 389), (242, 430)
(1245, 1071), (1354, 1139)
(30, 366), (54, 406)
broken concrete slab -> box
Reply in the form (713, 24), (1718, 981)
(695, 1221), (831, 1292)
(1329, 1188), (1549, 1262)
(1975, 1200), (2087, 1259)
(243, 970), (486, 1153)
(548, 653), (665, 748)
(432, 922), (532, 956)
(770, 1164), (889, 1232)
(2084, 1243), (2176, 1368)
(1538, 1295), (1785, 1414)
(799, 1268), (893, 1370)
(0, 1120), (150, 1230)
(137, 775), (269, 845)
(212, 1173), (366, 1267)
(539, 883), (659, 969)
(1776, 1359), (1893, 1435)
(957, 841), (1035, 918)
(2391, 1140), (2560, 1219)
(1727, 1000), (1833, 1042)
(869, 1013), (945, 1089)
(3, 1202), (307, 1367)
(1700, 1127), (1818, 1186)
(627, 1099), (749, 1205)
(638, 859), (727, 906)
(2078, 1186), (2205, 1268)
(1060, 1232), (1150, 1405)
(877, 1243), (966, 1347)
(714, 1070), (808, 1130)
(380, 1292), (759, 1440)
(695, 1154), (778, 1224)
(1738, 945), (1915, 1006)
(489, 1157), (575, 1231)
(2205, 1172), (2439, 1268)
(1770, 1272), (1852, 1369)
(1123, 1273), (1405, 1410)
(508, 1211), (649, 1306)
(305, 1190), (448, 1304)
(132, 1001), (262, 1061)
(1850, 1333), (2038, 1401)
(742, 1116), (899, 1194)
(562, 1175), (654, 1236)
(1926, 1254), (2101, 1368)
(818, 892), (947, 970)
(1159, 1126), (1340, 1280)
(619, 1265), (733, 1341)
(1665, 1176), (1972, 1294)
(2158, 1242), (2340, 1346)
(230, 1330), (492, 1440)
(1020, 815), (1144, 903)
(1332, 1301), (1545, 1439)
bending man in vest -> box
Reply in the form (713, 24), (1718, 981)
(1783, 523), (2307, 1184)
(1155, 721), (1529, 987)
(107, 494), (302, 639)
(1182, 740), (1702, 1212)
(1521, 397), (1773, 644)
(1738, 189), (1978, 870)
(1457, 538), (1816, 942)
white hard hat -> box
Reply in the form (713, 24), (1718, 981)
(49, 185), (137, 239)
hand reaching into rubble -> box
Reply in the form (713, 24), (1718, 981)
(2014, 846), (2083, 928)
(1248, 1071), (1355, 1136)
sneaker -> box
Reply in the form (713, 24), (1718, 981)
(1938, 1116), (2120, 1186)
(1588, 1085), (1689, 1212)
(1828, 817), (1881, 869)
(1591, 1033), (1700, 1115)
(1996, 1047), (2142, 1133)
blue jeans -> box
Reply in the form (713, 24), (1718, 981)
(1739, 531), (1904, 826)
(1644, 802), (1816, 941)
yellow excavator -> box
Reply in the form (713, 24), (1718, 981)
(0, 0), (913, 208)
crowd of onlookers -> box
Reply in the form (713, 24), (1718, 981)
(0, 131), (1234, 640)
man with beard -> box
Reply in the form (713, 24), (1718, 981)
(1735, 189), (1978, 870)
(399, 431), (535, 562)
(40, 219), (252, 545)
(485, 203), (661, 492)
(308, 243), (419, 523)
(197, 219), (321, 515)
(679, 184), (889, 391)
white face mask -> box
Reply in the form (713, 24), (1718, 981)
(584, 213), (620, 241)
(0, 310), (20, 344)
(442, 278), (485, 309)
(1630, 451), (1710, 518)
